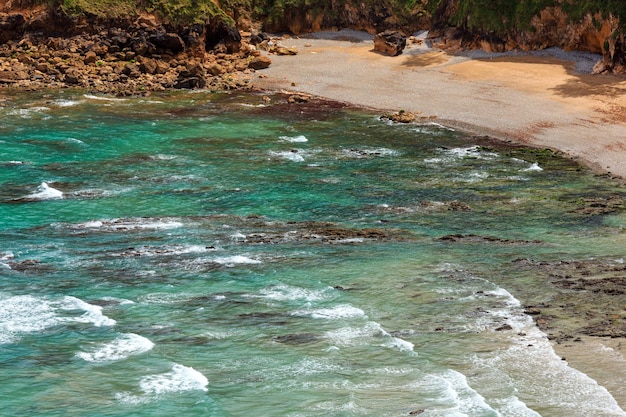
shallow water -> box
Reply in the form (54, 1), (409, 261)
(1, 90), (625, 416)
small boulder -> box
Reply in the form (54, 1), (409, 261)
(150, 32), (186, 53)
(382, 110), (416, 123)
(248, 55), (271, 70)
(84, 50), (98, 65)
(373, 30), (407, 56)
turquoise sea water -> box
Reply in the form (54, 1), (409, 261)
(1, 90), (625, 416)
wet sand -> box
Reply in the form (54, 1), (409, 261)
(253, 30), (626, 409)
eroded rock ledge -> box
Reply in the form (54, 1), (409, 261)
(0, 9), (270, 95)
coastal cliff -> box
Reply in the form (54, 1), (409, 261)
(0, 0), (624, 95)
(248, 0), (625, 74)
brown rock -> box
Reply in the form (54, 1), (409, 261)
(206, 62), (225, 76)
(139, 57), (157, 74)
(154, 60), (170, 75)
(84, 51), (98, 64)
(17, 53), (36, 66)
(35, 62), (51, 73)
(382, 110), (416, 123)
(288, 94), (310, 103)
(64, 69), (81, 84)
(272, 46), (298, 56)
(150, 32), (185, 53)
(248, 55), (271, 70)
(373, 30), (407, 56)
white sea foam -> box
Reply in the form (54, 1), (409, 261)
(269, 150), (305, 162)
(417, 369), (501, 416)
(1, 252), (14, 261)
(341, 147), (399, 158)
(522, 162), (543, 172)
(449, 146), (495, 158)
(70, 187), (127, 199)
(83, 94), (127, 102)
(474, 329), (626, 416)
(282, 358), (340, 377)
(25, 182), (64, 200)
(139, 364), (208, 394)
(76, 333), (154, 362)
(66, 137), (85, 145)
(69, 217), (183, 231)
(465, 285), (626, 416)
(279, 135), (308, 143)
(213, 255), (262, 266)
(254, 284), (333, 302)
(122, 245), (211, 257)
(425, 146), (498, 165)
(54, 99), (82, 107)
(324, 321), (416, 354)
(293, 304), (366, 320)
(229, 232), (247, 241)
(0, 295), (58, 344)
(152, 154), (177, 160)
(382, 335), (415, 353)
(0, 294), (115, 344)
(58, 296), (116, 327)
(8, 107), (51, 118)
(453, 171), (490, 183)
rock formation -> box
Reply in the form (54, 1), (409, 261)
(373, 30), (407, 56)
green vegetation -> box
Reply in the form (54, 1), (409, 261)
(220, 0), (431, 31)
(447, 0), (553, 32)
(47, 0), (626, 34)
(146, 0), (231, 24)
(55, 0), (230, 24)
(563, 0), (626, 26)
(59, 0), (137, 18)
(436, 0), (626, 33)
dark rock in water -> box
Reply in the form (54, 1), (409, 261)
(8, 259), (51, 272)
(373, 30), (407, 56)
(570, 194), (626, 215)
(273, 333), (320, 345)
(381, 110), (416, 123)
(495, 324), (513, 331)
(437, 234), (541, 245)
(523, 307), (541, 315)
(447, 200), (472, 211)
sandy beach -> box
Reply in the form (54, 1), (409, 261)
(254, 30), (626, 409)
(254, 30), (626, 179)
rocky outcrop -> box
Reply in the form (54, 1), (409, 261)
(257, 0), (429, 35)
(0, 6), (273, 94)
(430, 1), (626, 74)
(373, 30), (407, 56)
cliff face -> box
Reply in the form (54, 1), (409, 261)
(0, 0), (237, 50)
(1, 0), (625, 74)
(252, 0), (430, 35)
(429, 0), (625, 73)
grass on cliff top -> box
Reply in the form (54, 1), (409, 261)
(60, 0), (137, 18)
(431, 0), (626, 32)
(58, 0), (230, 24)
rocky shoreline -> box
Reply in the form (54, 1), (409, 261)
(0, 17), (278, 96)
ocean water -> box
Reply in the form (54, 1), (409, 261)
(1, 90), (625, 416)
